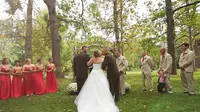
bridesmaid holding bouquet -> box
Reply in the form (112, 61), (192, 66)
(46, 58), (58, 93)
(0, 58), (11, 100)
(11, 60), (24, 98)
(22, 58), (35, 96)
(34, 59), (45, 95)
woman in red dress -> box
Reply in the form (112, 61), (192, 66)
(22, 58), (35, 96)
(11, 60), (24, 98)
(33, 59), (45, 95)
(0, 58), (11, 100)
(46, 58), (58, 93)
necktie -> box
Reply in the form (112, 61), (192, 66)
(142, 57), (145, 62)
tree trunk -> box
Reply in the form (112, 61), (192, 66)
(188, 26), (193, 50)
(119, 0), (124, 55)
(113, 0), (120, 50)
(165, 0), (177, 75)
(25, 0), (33, 59)
(194, 40), (200, 68)
(43, 0), (63, 78)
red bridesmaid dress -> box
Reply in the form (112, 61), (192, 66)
(0, 67), (11, 100)
(46, 65), (58, 93)
(11, 68), (24, 98)
(23, 66), (35, 95)
(33, 66), (45, 95)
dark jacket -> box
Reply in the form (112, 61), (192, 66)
(73, 52), (90, 79)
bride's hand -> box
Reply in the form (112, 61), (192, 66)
(105, 66), (108, 71)
(87, 58), (94, 66)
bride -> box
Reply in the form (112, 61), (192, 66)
(74, 50), (119, 112)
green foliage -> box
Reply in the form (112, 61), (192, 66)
(60, 40), (73, 74)
(5, 0), (22, 15)
(32, 10), (51, 63)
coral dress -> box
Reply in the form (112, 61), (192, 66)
(11, 68), (24, 98)
(23, 66), (35, 95)
(33, 66), (45, 95)
(0, 67), (11, 100)
(46, 65), (58, 93)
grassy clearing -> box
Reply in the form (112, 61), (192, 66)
(0, 70), (200, 112)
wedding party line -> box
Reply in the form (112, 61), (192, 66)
(0, 58), (58, 100)
(72, 42), (197, 111)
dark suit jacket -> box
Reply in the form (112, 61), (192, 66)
(102, 54), (120, 81)
(73, 52), (90, 79)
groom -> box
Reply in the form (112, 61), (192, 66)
(102, 48), (120, 102)
(73, 46), (90, 94)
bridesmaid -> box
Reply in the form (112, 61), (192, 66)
(22, 58), (35, 96)
(46, 58), (58, 93)
(34, 59), (45, 95)
(11, 60), (24, 98)
(0, 58), (11, 100)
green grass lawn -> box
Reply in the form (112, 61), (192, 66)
(0, 70), (200, 112)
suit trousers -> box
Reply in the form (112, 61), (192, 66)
(165, 74), (173, 91)
(142, 72), (153, 90)
(119, 73), (126, 95)
(76, 77), (87, 94)
(109, 77), (120, 102)
(180, 70), (195, 93)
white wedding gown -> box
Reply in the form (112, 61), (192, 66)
(74, 63), (119, 112)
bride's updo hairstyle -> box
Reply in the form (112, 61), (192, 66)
(93, 50), (100, 57)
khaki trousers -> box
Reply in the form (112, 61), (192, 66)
(165, 73), (173, 91)
(142, 72), (153, 90)
(180, 70), (195, 93)
(119, 73), (125, 95)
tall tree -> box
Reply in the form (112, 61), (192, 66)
(113, 0), (120, 49)
(25, 0), (33, 59)
(43, 0), (63, 78)
(165, 0), (177, 75)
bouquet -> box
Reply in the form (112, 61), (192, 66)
(66, 83), (77, 95)
(125, 82), (131, 92)
(28, 67), (32, 71)
(16, 69), (22, 74)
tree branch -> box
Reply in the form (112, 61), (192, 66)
(57, 17), (81, 25)
(194, 32), (200, 37)
(174, 34), (188, 43)
(173, 1), (200, 13)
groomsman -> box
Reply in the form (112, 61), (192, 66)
(140, 52), (154, 92)
(158, 48), (173, 93)
(115, 50), (128, 95)
(179, 43), (196, 95)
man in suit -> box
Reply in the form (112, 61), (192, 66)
(102, 48), (120, 102)
(179, 43), (196, 95)
(141, 52), (154, 92)
(158, 48), (173, 94)
(73, 46), (90, 94)
(115, 50), (128, 95)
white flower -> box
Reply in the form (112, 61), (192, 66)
(67, 83), (77, 93)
